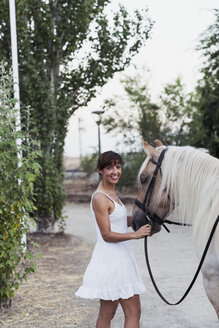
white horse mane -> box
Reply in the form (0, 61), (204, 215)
(158, 146), (219, 251)
(138, 145), (219, 251)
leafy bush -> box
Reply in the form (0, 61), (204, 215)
(117, 151), (146, 191)
(80, 152), (99, 177)
(0, 63), (41, 308)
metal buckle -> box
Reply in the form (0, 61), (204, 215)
(145, 214), (152, 225)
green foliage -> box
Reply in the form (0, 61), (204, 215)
(117, 151), (146, 190)
(195, 9), (219, 157)
(159, 78), (204, 146)
(102, 69), (199, 148)
(80, 152), (99, 177)
(102, 67), (213, 150)
(0, 1), (153, 230)
(102, 68), (161, 149)
(123, 71), (161, 143)
(0, 62), (41, 307)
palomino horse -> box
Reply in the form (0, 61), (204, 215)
(132, 139), (219, 319)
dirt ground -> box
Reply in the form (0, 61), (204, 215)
(0, 233), (98, 328)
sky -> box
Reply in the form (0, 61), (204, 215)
(64, 0), (218, 158)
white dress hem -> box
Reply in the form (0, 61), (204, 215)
(75, 282), (146, 301)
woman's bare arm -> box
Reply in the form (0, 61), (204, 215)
(127, 215), (132, 227)
(92, 194), (151, 242)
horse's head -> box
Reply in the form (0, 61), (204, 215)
(132, 139), (172, 236)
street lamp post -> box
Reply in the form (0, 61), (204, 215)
(92, 110), (104, 155)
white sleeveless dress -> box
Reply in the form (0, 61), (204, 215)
(75, 191), (145, 301)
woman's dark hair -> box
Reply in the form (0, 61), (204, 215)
(96, 151), (122, 171)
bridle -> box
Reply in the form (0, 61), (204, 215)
(135, 147), (191, 232)
(135, 147), (173, 232)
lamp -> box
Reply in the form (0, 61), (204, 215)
(92, 110), (104, 155)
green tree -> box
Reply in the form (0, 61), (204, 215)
(196, 9), (219, 157)
(80, 151), (99, 177)
(0, 1), (153, 231)
(0, 62), (41, 307)
(102, 71), (205, 149)
(102, 68), (161, 150)
(117, 151), (145, 191)
(159, 77), (204, 146)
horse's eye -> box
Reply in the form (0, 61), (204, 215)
(140, 174), (148, 184)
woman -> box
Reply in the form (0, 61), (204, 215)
(75, 151), (151, 328)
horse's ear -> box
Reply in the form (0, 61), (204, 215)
(142, 139), (156, 158)
(155, 139), (164, 147)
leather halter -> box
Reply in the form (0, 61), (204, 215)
(135, 148), (171, 232)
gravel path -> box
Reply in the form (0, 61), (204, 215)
(0, 202), (218, 327)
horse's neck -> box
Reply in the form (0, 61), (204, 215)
(163, 147), (219, 227)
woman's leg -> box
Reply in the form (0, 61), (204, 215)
(119, 294), (141, 328)
(96, 299), (119, 328)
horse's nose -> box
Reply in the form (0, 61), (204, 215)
(131, 209), (137, 231)
(131, 219), (137, 231)
(131, 210), (144, 231)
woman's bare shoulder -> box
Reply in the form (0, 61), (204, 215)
(92, 192), (109, 207)
(93, 191), (106, 199)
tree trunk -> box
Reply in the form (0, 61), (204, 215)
(0, 297), (12, 309)
(36, 216), (55, 233)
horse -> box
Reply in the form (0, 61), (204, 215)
(131, 139), (219, 319)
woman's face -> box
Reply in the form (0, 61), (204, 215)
(99, 162), (122, 184)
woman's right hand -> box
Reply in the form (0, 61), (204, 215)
(134, 224), (151, 239)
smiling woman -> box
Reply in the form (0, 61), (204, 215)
(75, 150), (151, 328)
(97, 151), (122, 184)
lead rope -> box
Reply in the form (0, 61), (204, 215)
(144, 215), (219, 305)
